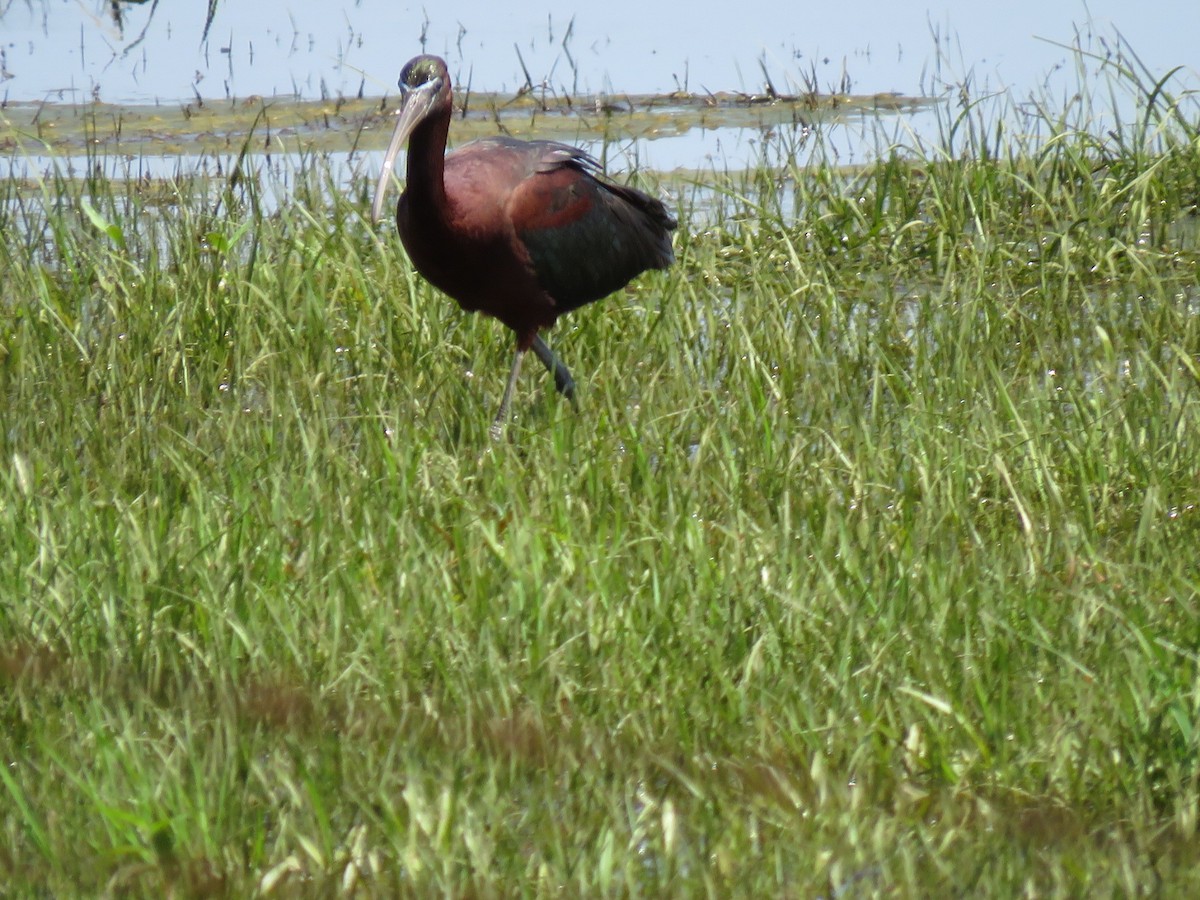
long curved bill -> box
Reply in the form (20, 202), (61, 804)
(370, 78), (443, 225)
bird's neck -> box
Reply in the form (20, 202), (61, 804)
(404, 106), (451, 214)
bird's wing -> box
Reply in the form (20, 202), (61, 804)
(506, 143), (674, 310)
(528, 142), (603, 175)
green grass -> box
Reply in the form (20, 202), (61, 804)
(2, 39), (1200, 896)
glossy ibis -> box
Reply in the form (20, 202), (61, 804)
(371, 55), (677, 438)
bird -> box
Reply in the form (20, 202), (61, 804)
(371, 54), (677, 439)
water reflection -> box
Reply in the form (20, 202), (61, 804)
(0, 74), (936, 175)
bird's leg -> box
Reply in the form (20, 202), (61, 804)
(530, 335), (577, 408)
(492, 337), (576, 439)
(491, 347), (526, 441)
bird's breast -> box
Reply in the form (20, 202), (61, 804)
(396, 189), (550, 330)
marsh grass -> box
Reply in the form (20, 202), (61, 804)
(2, 36), (1200, 896)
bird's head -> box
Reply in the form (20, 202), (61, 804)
(371, 55), (452, 224)
(399, 55), (448, 95)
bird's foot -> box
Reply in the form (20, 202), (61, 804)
(489, 415), (507, 442)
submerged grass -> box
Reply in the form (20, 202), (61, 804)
(2, 37), (1200, 896)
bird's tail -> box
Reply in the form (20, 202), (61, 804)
(604, 183), (678, 269)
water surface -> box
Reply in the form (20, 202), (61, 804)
(2, 1), (1197, 177)
(4, 1), (1196, 104)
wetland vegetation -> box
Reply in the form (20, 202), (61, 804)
(2, 32), (1200, 897)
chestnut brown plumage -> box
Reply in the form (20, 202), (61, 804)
(371, 55), (676, 438)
